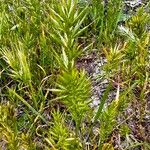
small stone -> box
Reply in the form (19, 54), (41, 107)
(93, 100), (100, 106)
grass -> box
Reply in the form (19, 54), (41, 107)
(0, 0), (150, 150)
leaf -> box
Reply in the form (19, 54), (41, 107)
(62, 48), (69, 68)
(10, 24), (19, 30)
(102, 143), (114, 150)
(8, 88), (47, 124)
(118, 25), (137, 42)
(94, 83), (112, 123)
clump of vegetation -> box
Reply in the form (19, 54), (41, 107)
(0, 0), (149, 149)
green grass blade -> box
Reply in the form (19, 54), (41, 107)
(8, 88), (47, 124)
(94, 83), (112, 123)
